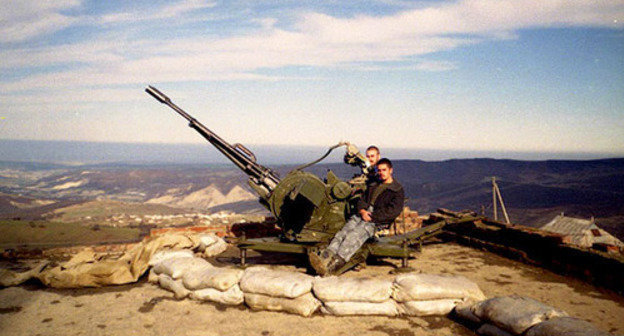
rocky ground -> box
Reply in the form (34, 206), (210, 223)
(1, 242), (623, 336)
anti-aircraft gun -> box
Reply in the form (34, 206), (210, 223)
(146, 86), (447, 274)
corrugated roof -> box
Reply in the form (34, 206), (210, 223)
(541, 215), (594, 236)
(540, 215), (623, 248)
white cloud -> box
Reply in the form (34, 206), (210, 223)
(0, 40), (125, 69)
(298, 0), (624, 41)
(0, 0), (81, 43)
(0, 87), (140, 106)
(354, 60), (458, 72)
(414, 60), (457, 72)
(0, 0), (80, 20)
(100, 0), (216, 23)
(0, 0), (217, 43)
(1, 0), (623, 92)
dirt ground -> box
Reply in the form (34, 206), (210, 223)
(1, 242), (623, 336)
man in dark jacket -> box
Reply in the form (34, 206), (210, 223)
(310, 158), (405, 275)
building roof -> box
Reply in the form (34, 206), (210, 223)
(540, 214), (624, 248)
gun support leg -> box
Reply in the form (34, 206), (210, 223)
(240, 230), (247, 266)
(390, 240), (415, 274)
(240, 248), (247, 266)
(401, 241), (409, 268)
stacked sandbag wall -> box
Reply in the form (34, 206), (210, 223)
(148, 249), (620, 334)
(313, 276), (398, 316)
(239, 267), (320, 317)
(149, 235), (244, 305)
(393, 273), (486, 316)
(149, 250), (486, 318)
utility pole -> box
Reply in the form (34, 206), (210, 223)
(492, 177), (511, 224)
(492, 177), (497, 221)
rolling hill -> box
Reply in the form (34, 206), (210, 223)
(1, 158), (622, 239)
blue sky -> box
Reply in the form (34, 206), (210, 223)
(1, 0), (623, 159)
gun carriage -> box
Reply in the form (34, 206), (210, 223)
(146, 86), (451, 274)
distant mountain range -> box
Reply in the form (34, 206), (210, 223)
(1, 157), (622, 240)
(310, 158), (624, 238)
(1, 139), (618, 165)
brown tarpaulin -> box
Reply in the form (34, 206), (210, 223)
(1, 233), (202, 288)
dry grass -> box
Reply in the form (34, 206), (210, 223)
(0, 220), (141, 249)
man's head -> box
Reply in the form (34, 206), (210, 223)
(376, 158), (394, 183)
(366, 146), (380, 167)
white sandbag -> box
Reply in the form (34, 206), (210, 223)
(198, 233), (221, 250)
(201, 235), (228, 257)
(147, 268), (159, 284)
(477, 324), (515, 336)
(471, 296), (567, 335)
(148, 249), (194, 266)
(392, 273), (486, 302)
(240, 267), (314, 298)
(525, 317), (612, 336)
(152, 257), (212, 279)
(190, 285), (244, 306)
(321, 300), (400, 316)
(158, 274), (191, 299)
(313, 276), (393, 303)
(182, 266), (244, 291)
(244, 292), (320, 317)
(398, 299), (461, 316)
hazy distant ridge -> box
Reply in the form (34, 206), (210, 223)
(1, 139), (619, 165)
(1, 157), (622, 239)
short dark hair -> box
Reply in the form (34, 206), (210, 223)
(366, 145), (379, 154)
(377, 158), (392, 168)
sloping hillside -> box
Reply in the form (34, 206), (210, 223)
(1, 159), (622, 238)
(306, 158), (624, 238)
(146, 184), (256, 209)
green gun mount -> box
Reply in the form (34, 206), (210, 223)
(146, 85), (451, 274)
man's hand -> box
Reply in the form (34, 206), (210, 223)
(359, 209), (373, 222)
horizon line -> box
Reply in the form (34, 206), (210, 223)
(1, 138), (622, 159)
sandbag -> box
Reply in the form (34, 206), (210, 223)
(398, 299), (461, 316)
(244, 292), (320, 317)
(477, 324), (515, 336)
(313, 276), (392, 303)
(190, 285), (244, 306)
(198, 233), (221, 250)
(152, 257), (212, 279)
(158, 274), (191, 299)
(148, 249), (194, 266)
(525, 317), (612, 336)
(392, 273), (486, 302)
(127, 232), (203, 280)
(471, 296), (567, 335)
(321, 300), (400, 316)
(198, 234), (228, 257)
(182, 266), (244, 291)
(240, 267), (314, 298)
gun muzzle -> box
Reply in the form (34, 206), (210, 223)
(145, 85), (171, 104)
